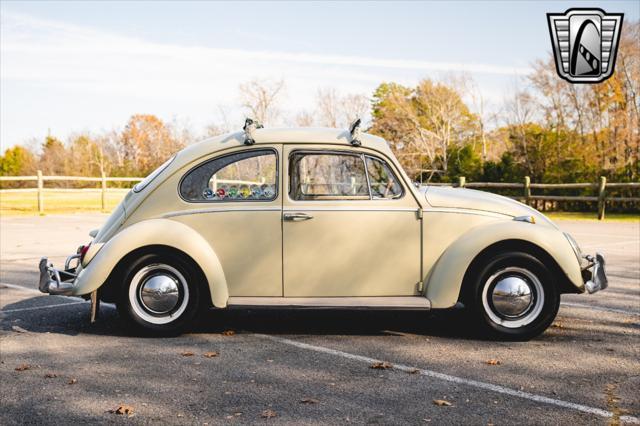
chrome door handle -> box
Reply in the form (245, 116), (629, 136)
(283, 212), (313, 222)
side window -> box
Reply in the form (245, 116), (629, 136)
(365, 156), (403, 199)
(290, 153), (369, 200)
(180, 149), (277, 202)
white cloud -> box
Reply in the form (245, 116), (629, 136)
(1, 11), (525, 150)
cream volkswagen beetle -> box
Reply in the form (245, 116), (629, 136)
(39, 121), (607, 339)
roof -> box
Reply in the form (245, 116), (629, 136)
(179, 127), (391, 163)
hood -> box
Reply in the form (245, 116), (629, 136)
(422, 186), (556, 227)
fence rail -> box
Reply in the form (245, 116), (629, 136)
(1, 172), (638, 219)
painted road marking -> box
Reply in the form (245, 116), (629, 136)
(257, 334), (639, 424)
(0, 282), (41, 293)
(561, 302), (639, 316)
(2, 301), (88, 313)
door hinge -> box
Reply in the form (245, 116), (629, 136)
(416, 208), (423, 220)
(416, 281), (424, 293)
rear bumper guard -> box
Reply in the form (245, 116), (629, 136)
(38, 255), (79, 296)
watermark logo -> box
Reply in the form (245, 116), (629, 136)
(547, 8), (623, 83)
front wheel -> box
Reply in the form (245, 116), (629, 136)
(466, 251), (560, 340)
(117, 253), (201, 336)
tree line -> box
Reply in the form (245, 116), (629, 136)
(1, 22), (638, 190)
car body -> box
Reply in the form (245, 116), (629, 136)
(39, 126), (607, 339)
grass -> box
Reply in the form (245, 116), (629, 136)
(546, 212), (640, 222)
(0, 190), (126, 216)
(1, 191), (638, 222)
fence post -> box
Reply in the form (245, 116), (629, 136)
(101, 171), (107, 212)
(458, 176), (466, 188)
(597, 176), (607, 220)
(524, 176), (531, 205)
(37, 170), (44, 214)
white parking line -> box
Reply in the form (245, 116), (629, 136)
(561, 302), (639, 316)
(257, 334), (639, 424)
(2, 301), (88, 313)
(0, 282), (41, 293)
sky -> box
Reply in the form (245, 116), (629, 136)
(1, 0), (638, 152)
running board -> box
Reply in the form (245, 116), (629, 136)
(226, 296), (431, 310)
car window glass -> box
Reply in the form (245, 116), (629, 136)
(290, 153), (369, 200)
(180, 150), (277, 202)
(366, 156), (403, 199)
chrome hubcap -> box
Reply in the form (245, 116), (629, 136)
(481, 267), (544, 329)
(128, 264), (189, 325)
(140, 274), (180, 314)
(491, 276), (533, 318)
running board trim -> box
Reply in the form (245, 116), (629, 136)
(226, 296), (431, 310)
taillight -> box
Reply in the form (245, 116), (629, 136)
(78, 243), (91, 262)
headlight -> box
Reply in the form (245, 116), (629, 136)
(564, 232), (582, 260)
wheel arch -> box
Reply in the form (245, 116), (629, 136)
(72, 218), (229, 308)
(98, 245), (211, 307)
(424, 220), (584, 309)
(458, 239), (580, 305)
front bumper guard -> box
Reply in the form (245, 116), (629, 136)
(582, 252), (608, 294)
(38, 255), (79, 296)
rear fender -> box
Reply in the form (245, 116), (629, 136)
(73, 219), (228, 307)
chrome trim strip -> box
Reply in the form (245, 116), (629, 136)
(283, 207), (418, 212)
(227, 296), (431, 309)
(163, 207), (281, 218)
(423, 208), (511, 219)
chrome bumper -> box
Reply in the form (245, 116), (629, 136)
(38, 255), (79, 296)
(582, 253), (608, 294)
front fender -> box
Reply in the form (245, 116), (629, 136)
(73, 219), (229, 307)
(425, 220), (583, 309)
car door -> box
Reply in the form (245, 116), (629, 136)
(282, 145), (421, 297)
(173, 145), (283, 297)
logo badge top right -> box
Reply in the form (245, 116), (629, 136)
(547, 8), (623, 83)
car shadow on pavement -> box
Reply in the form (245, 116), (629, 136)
(1, 295), (485, 339)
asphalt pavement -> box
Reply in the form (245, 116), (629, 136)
(1, 213), (638, 425)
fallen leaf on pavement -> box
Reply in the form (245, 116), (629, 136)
(109, 405), (134, 415)
(433, 399), (452, 407)
(68, 378), (77, 385)
(11, 325), (29, 333)
(300, 398), (319, 404)
(44, 373), (57, 378)
(486, 359), (501, 366)
(181, 351), (195, 357)
(261, 409), (277, 418)
(408, 368), (420, 374)
(370, 361), (392, 369)
(203, 351), (219, 358)
(15, 364), (30, 371)
(222, 330), (236, 336)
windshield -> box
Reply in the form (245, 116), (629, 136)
(133, 155), (175, 193)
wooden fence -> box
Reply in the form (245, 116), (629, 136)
(1, 172), (638, 219)
(431, 176), (639, 220)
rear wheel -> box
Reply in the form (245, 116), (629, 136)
(117, 253), (201, 336)
(466, 251), (559, 340)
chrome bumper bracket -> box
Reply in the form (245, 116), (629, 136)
(39, 257), (77, 296)
(582, 252), (608, 294)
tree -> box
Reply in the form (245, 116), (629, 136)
(39, 135), (68, 176)
(315, 88), (369, 128)
(118, 114), (181, 176)
(370, 79), (478, 181)
(0, 146), (36, 177)
(238, 78), (285, 125)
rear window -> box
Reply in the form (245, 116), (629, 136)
(179, 149), (278, 202)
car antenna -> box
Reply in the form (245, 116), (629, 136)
(349, 118), (362, 147)
(243, 118), (263, 145)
